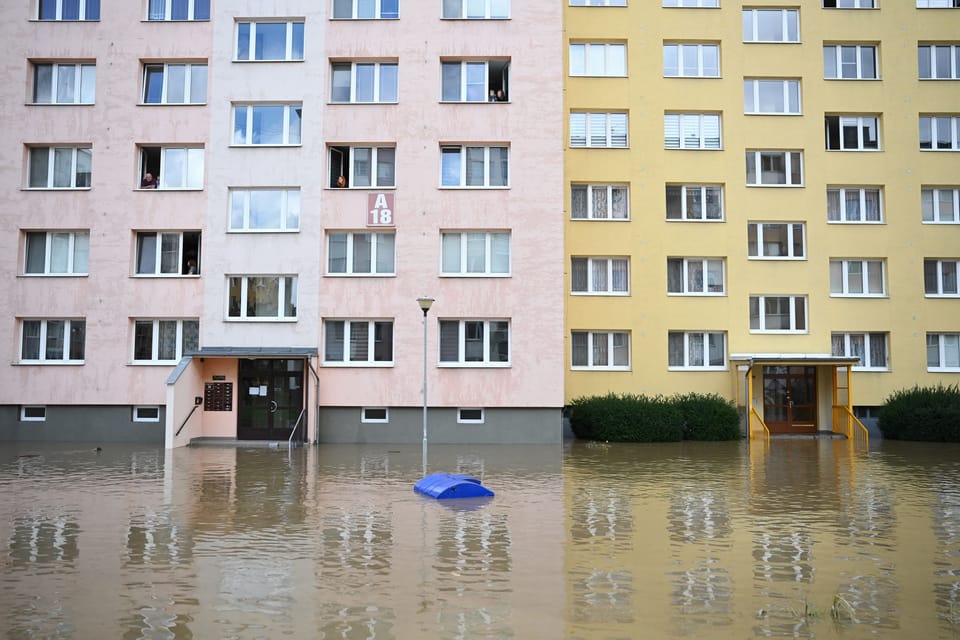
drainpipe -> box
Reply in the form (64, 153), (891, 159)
(744, 359), (754, 455)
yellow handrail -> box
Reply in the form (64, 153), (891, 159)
(749, 406), (770, 440)
(832, 405), (869, 447)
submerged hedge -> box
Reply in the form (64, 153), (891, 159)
(569, 392), (741, 442)
(878, 384), (960, 442)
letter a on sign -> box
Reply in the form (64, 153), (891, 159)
(367, 193), (395, 227)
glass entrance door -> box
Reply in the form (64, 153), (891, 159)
(237, 359), (304, 440)
(762, 365), (817, 433)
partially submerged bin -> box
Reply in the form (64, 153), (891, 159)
(414, 472), (495, 499)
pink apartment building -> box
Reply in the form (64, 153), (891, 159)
(0, 0), (565, 446)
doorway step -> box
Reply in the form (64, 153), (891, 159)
(188, 437), (304, 448)
(769, 431), (847, 440)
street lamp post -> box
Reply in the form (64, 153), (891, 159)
(417, 297), (435, 475)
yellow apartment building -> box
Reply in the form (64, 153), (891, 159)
(564, 0), (960, 435)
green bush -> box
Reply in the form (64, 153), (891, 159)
(878, 384), (960, 441)
(569, 393), (683, 442)
(671, 393), (741, 441)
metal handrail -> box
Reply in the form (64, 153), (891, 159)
(175, 403), (201, 438)
(833, 404), (869, 447)
(288, 408), (306, 447)
(749, 406), (770, 440)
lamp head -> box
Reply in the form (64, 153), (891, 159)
(417, 296), (435, 313)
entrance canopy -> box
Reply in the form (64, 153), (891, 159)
(187, 346), (319, 358)
(729, 353), (859, 366)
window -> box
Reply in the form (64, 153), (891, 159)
(20, 319), (86, 363)
(232, 104), (302, 145)
(457, 408), (485, 423)
(441, 60), (510, 102)
(440, 145), (509, 187)
(664, 0), (718, 6)
(20, 406), (47, 422)
(441, 232), (510, 275)
(329, 146), (396, 188)
(824, 45), (878, 79)
(663, 43), (720, 77)
(928, 333), (960, 371)
(27, 146), (91, 189)
(132, 319), (199, 363)
(24, 231), (89, 275)
(919, 45), (960, 79)
(327, 231), (395, 275)
(324, 320), (394, 365)
(667, 258), (725, 295)
(227, 276), (298, 320)
(571, 257), (629, 294)
(922, 187), (960, 223)
(135, 231), (201, 276)
(917, 0), (960, 7)
(748, 222), (805, 258)
(332, 0), (399, 19)
(827, 187), (883, 222)
(823, 0), (875, 7)
(829, 259), (886, 296)
(439, 320), (510, 366)
(32, 63), (95, 104)
(147, 0), (208, 20)
(749, 295), (807, 333)
(569, 43), (626, 77)
(825, 115), (879, 151)
(925, 259), (960, 296)
(832, 333), (888, 370)
(235, 21), (304, 61)
(571, 184), (629, 220)
(569, 112), (628, 148)
(571, 0), (626, 5)
(142, 63), (206, 104)
(571, 331), (630, 369)
(38, 0), (99, 20)
(668, 331), (726, 369)
(331, 62), (398, 103)
(133, 406), (161, 422)
(138, 146), (204, 189)
(744, 79), (800, 114)
(920, 115), (960, 150)
(742, 9), (799, 43)
(443, 0), (509, 18)
(746, 150), (803, 186)
(361, 407), (389, 423)
(229, 189), (300, 232)
(666, 185), (723, 221)
(664, 113), (721, 149)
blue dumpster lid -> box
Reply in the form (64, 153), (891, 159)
(414, 472), (495, 499)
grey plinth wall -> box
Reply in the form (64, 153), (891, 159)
(0, 406), (165, 443)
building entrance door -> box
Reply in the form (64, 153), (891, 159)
(762, 365), (817, 434)
(237, 359), (304, 440)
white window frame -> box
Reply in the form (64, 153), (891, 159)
(825, 115), (880, 151)
(457, 408), (486, 424)
(31, 62), (95, 104)
(827, 186), (884, 223)
(667, 257), (726, 295)
(666, 184), (724, 221)
(831, 333), (889, 371)
(132, 406), (162, 422)
(922, 187), (960, 223)
(439, 320), (511, 367)
(20, 406), (47, 422)
(139, 146), (204, 190)
(920, 115), (960, 150)
(361, 407), (389, 423)
(440, 231), (511, 276)
(440, 145), (510, 187)
(824, 45), (879, 80)
(20, 318), (86, 364)
(569, 43), (627, 77)
(924, 259), (960, 296)
(141, 62), (206, 104)
(830, 259), (887, 297)
(749, 295), (808, 333)
(226, 275), (298, 321)
(571, 257), (630, 295)
(744, 78), (801, 115)
(919, 44), (960, 80)
(331, 61), (398, 103)
(742, 9), (799, 43)
(38, 0), (99, 20)
(147, 0), (208, 20)
(746, 150), (803, 186)
(23, 230), (89, 276)
(27, 146), (92, 189)
(232, 104), (302, 146)
(332, 0), (399, 19)
(663, 43), (720, 77)
(748, 222), (806, 259)
(323, 319), (395, 366)
(668, 331), (727, 370)
(229, 189), (300, 232)
(927, 333), (960, 371)
(234, 21), (304, 61)
(134, 231), (201, 276)
(917, 0), (960, 7)
(569, 112), (629, 148)
(823, 0), (875, 7)
(571, 184), (630, 220)
(570, 331), (631, 370)
(132, 318), (199, 364)
(442, 0), (510, 18)
(664, 0), (718, 6)
(441, 60), (510, 103)
(326, 231), (396, 275)
(664, 113), (722, 149)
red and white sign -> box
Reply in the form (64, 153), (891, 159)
(367, 193), (395, 227)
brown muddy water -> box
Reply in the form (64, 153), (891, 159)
(1, 439), (958, 639)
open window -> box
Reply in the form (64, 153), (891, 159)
(441, 59), (510, 102)
(328, 145), (396, 188)
(139, 146), (204, 189)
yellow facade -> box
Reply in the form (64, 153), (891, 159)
(564, 2), (960, 420)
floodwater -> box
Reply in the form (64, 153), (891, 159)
(1, 439), (959, 639)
